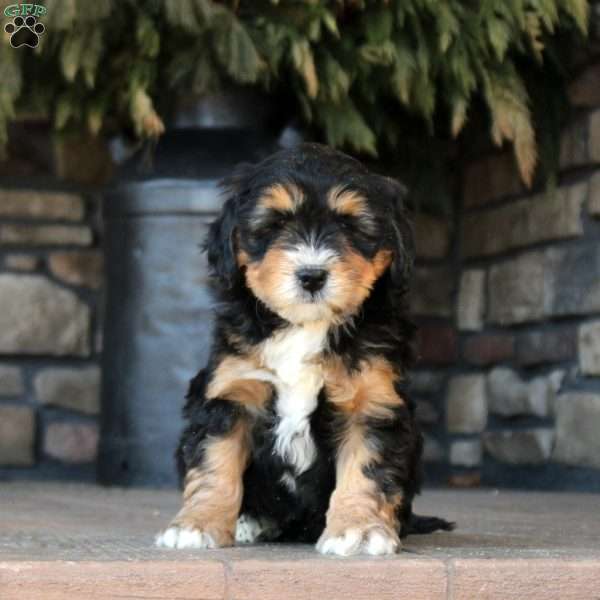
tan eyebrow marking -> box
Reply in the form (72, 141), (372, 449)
(327, 186), (369, 217)
(257, 183), (304, 213)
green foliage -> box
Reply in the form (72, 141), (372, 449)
(0, 0), (589, 186)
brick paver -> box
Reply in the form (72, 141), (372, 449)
(1, 483), (599, 599)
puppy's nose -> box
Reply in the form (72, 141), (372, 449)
(296, 267), (328, 293)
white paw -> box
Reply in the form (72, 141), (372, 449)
(235, 514), (263, 544)
(235, 514), (280, 543)
(155, 526), (216, 549)
(316, 527), (400, 556)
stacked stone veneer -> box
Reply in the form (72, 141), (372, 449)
(3, 72), (600, 488)
(0, 188), (103, 477)
(409, 213), (455, 470)
(409, 63), (600, 489)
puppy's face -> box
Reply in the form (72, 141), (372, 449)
(206, 145), (413, 326)
(237, 183), (393, 324)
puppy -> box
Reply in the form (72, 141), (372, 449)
(156, 143), (452, 555)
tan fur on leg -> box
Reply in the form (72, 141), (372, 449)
(319, 357), (404, 556)
(317, 424), (401, 555)
(158, 422), (249, 548)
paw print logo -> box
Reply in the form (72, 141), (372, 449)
(4, 15), (45, 48)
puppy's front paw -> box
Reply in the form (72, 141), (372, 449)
(155, 526), (217, 549)
(316, 525), (400, 556)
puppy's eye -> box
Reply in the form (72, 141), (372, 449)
(267, 211), (290, 229)
(339, 215), (378, 241)
(338, 217), (353, 230)
(339, 217), (360, 234)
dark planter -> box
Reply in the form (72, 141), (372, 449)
(98, 180), (220, 486)
(98, 94), (287, 486)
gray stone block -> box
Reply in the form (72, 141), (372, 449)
(484, 429), (554, 465)
(0, 189), (83, 220)
(450, 439), (482, 467)
(0, 365), (24, 396)
(411, 266), (455, 318)
(415, 400), (439, 425)
(489, 245), (600, 324)
(488, 367), (564, 418)
(34, 367), (100, 415)
(554, 393), (600, 468)
(423, 435), (445, 462)
(462, 182), (586, 258)
(549, 244), (600, 316)
(3, 254), (40, 272)
(0, 274), (90, 356)
(516, 328), (576, 366)
(447, 375), (487, 433)
(0, 405), (35, 466)
(0, 225), (92, 246)
(488, 252), (547, 325)
(579, 321), (600, 375)
(457, 269), (485, 330)
(589, 171), (600, 217)
(44, 422), (99, 464)
(410, 370), (445, 394)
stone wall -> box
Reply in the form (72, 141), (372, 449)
(409, 213), (456, 471)
(411, 61), (600, 490)
(3, 77), (600, 489)
(0, 186), (103, 478)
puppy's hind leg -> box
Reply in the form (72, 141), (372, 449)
(235, 513), (281, 544)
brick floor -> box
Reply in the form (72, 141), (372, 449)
(1, 483), (600, 599)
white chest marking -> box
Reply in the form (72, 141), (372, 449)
(261, 321), (328, 474)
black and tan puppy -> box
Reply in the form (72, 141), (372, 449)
(156, 143), (452, 555)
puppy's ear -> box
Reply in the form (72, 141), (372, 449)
(379, 176), (415, 290)
(205, 197), (240, 288)
(205, 164), (254, 288)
